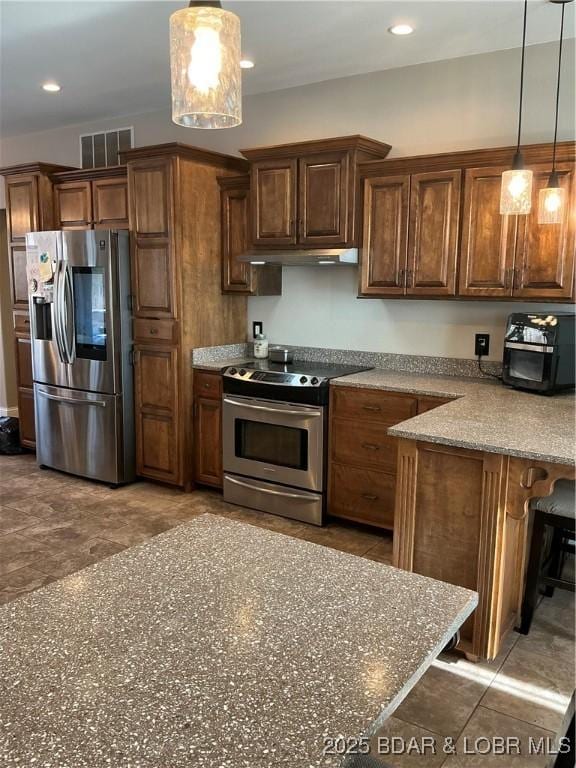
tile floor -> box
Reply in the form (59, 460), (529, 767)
(0, 453), (574, 766)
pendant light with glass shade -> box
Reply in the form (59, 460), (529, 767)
(170, 0), (242, 129)
(538, 0), (573, 224)
(500, 0), (533, 215)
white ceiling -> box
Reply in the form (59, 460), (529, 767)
(1, 0), (574, 137)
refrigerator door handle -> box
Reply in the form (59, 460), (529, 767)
(37, 389), (107, 408)
(63, 262), (76, 364)
(53, 260), (67, 364)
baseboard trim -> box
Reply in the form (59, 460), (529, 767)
(0, 406), (19, 418)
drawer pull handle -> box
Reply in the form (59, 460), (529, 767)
(149, 328), (158, 335)
(23, 319), (30, 325)
(362, 442), (380, 451)
(362, 405), (381, 412)
(362, 493), (378, 502)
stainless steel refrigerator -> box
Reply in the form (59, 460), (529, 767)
(25, 230), (135, 485)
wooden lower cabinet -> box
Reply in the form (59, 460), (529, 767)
(18, 388), (36, 449)
(393, 439), (575, 660)
(193, 371), (222, 488)
(328, 386), (448, 530)
(14, 329), (36, 449)
(134, 345), (181, 484)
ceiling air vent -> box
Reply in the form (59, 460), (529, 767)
(79, 127), (134, 169)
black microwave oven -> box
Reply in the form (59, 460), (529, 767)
(502, 313), (575, 394)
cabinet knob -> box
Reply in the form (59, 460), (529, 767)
(149, 328), (158, 335)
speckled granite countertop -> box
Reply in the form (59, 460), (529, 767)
(1, 514), (476, 768)
(333, 370), (575, 466)
(193, 356), (251, 371)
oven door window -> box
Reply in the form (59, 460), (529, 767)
(509, 350), (545, 382)
(235, 419), (308, 470)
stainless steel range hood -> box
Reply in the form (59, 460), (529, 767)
(237, 247), (358, 267)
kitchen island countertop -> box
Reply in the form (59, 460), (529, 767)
(333, 369), (575, 465)
(1, 514), (476, 768)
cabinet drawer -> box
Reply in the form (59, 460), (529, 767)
(13, 311), (31, 335)
(331, 386), (417, 424)
(329, 463), (395, 529)
(194, 370), (222, 400)
(331, 417), (397, 473)
(133, 318), (177, 344)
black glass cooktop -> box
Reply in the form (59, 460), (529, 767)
(243, 359), (372, 380)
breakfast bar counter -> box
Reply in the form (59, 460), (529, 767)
(0, 514), (476, 768)
(333, 369), (575, 465)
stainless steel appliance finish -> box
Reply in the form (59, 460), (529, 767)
(269, 347), (294, 363)
(222, 359), (372, 525)
(502, 312), (575, 394)
(223, 395), (324, 492)
(237, 247), (359, 267)
(223, 474), (323, 525)
(26, 230), (135, 485)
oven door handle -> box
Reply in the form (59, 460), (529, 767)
(223, 397), (322, 418)
(225, 475), (317, 501)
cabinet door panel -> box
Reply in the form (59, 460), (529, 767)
(135, 346), (180, 483)
(221, 184), (253, 293)
(6, 176), (39, 241)
(513, 163), (575, 300)
(136, 346), (177, 412)
(458, 167), (516, 297)
(331, 418), (398, 474)
(252, 159), (297, 245)
(299, 153), (349, 245)
(10, 246), (29, 308)
(15, 337), (33, 388)
(194, 397), (223, 487)
(132, 240), (176, 318)
(93, 178), (129, 228)
(129, 159), (172, 237)
(360, 175), (409, 295)
(54, 181), (92, 229)
(18, 388), (36, 448)
(407, 170), (461, 295)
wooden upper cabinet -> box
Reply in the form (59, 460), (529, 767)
(459, 166), (516, 297)
(220, 178), (252, 293)
(513, 163), (575, 300)
(252, 159), (297, 246)
(132, 240), (176, 318)
(9, 246), (29, 308)
(93, 178), (129, 228)
(6, 175), (39, 241)
(242, 136), (391, 248)
(298, 152), (349, 245)
(129, 158), (172, 238)
(407, 170), (461, 296)
(360, 175), (409, 295)
(54, 181), (92, 229)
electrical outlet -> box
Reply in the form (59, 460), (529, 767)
(252, 321), (263, 339)
(475, 333), (490, 357)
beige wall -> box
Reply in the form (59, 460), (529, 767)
(1, 40), (574, 360)
(0, 211), (18, 415)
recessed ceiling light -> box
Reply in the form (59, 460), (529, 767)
(240, 59), (255, 69)
(42, 82), (61, 92)
(388, 24), (414, 36)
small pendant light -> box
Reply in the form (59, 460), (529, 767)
(538, 0), (573, 224)
(170, 0), (242, 129)
(500, 0), (533, 215)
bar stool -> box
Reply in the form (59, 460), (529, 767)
(519, 480), (575, 635)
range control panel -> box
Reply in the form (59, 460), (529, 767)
(222, 366), (326, 387)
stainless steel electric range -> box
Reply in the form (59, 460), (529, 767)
(222, 360), (372, 525)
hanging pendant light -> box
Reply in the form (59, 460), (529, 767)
(538, 0), (573, 224)
(500, 0), (533, 215)
(170, 0), (241, 129)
